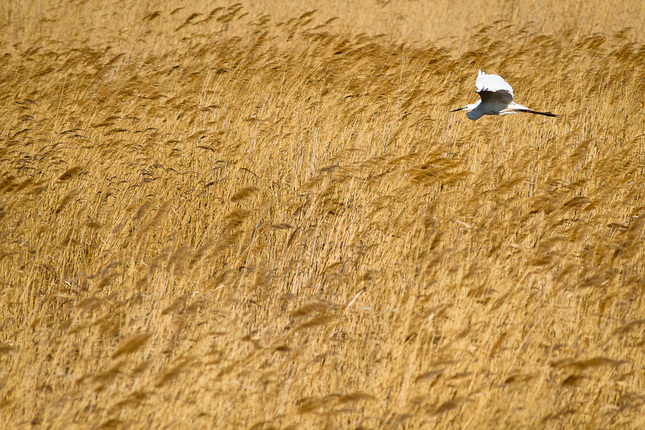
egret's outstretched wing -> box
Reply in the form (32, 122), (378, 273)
(475, 70), (514, 97)
(475, 70), (514, 105)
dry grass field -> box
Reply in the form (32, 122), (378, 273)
(1, 0), (645, 428)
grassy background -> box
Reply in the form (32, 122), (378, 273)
(1, 0), (645, 428)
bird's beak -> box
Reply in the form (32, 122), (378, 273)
(450, 106), (466, 112)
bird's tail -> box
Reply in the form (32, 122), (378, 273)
(519, 109), (557, 117)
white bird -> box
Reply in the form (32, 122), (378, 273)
(451, 70), (556, 121)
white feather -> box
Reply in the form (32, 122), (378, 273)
(451, 70), (556, 121)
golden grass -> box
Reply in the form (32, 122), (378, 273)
(1, 0), (645, 428)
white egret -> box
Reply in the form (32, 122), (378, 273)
(451, 70), (556, 121)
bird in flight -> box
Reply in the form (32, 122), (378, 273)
(451, 70), (556, 121)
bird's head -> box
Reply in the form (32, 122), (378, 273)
(450, 103), (479, 113)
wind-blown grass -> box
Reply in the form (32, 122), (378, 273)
(1, 1), (644, 428)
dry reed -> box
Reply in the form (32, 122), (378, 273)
(1, 0), (645, 428)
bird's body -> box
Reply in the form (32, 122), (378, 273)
(452, 70), (556, 121)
